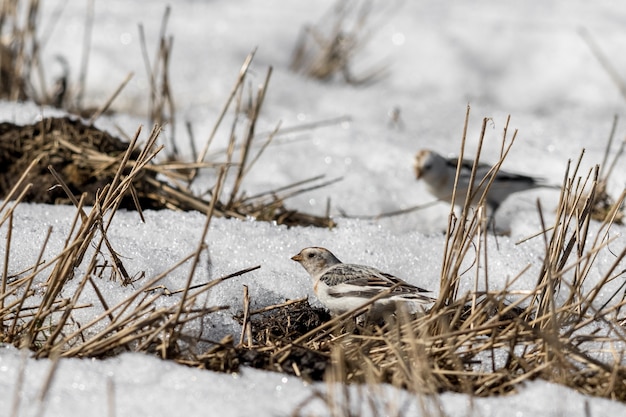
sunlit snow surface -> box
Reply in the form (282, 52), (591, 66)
(2, 345), (626, 417)
(1, 0), (626, 416)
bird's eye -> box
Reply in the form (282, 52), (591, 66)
(307, 253), (315, 258)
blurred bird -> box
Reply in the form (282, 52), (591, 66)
(414, 149), (557, 213)
(291, 246), (434, 318)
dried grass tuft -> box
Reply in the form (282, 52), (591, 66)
(290, 0), (392, 85)
(0, 0), (100, 114)
(0, 63), (336, 228)
(0, 2), (337, 227)
(572, 115), (625, 224)
(0, 0), (40, 102)
(0, 126), (259, 362)
(195, 110), (626, 414)
(1, 2), (625, 413)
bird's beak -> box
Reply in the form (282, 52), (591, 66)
(291, 254), (302, 262)
(414, 165), (423, 179)
(414, 151), (427, 179)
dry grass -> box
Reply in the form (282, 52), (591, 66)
(0, 11), (339, 394)
(0, 0), (40, 102)
(0, 1), (337, 227)
(0, 47), (336, 227)
(578, 29), (626, 224)
(138, 5), (179, 156)
(283, 109), (626, 415)
(578, 115), (625, 224)
(0, 126), (242, 360)
(2, 105), (623, 415)
(0, 0), (101, 114)
(0, 115), (336, 228)
(290, 0), (392, 84)
(0, 5), (337, 378)
(2, 2), (626, 416)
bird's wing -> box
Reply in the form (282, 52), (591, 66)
(319, 264), (373, 286)
(493, 170), (539, 184)
(326, 280), (435, 303)
(379, 272), (431, 293)
(450, 155), (551, 187)
(320, 264), (430, 295)
(326, 284), (384, 299)
(445, 156), (492, 172)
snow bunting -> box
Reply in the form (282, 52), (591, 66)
(414, 149), (557, 213)
(291, 247), (434, 317)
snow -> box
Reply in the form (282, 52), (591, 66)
(1, 0), (626, 416)
(2, 345), (626, 417)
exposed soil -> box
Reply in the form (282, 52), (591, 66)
(198, 300), (333, 381)
(0, 116), (153, 208)
(0, 116), (336, 227)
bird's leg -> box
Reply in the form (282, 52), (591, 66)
(486, 203), (499, 234)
